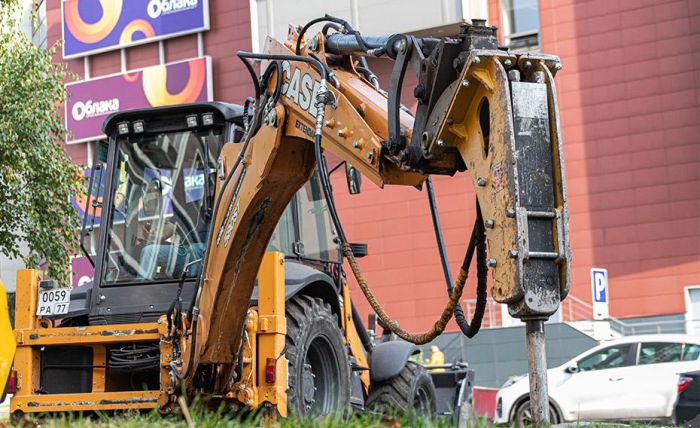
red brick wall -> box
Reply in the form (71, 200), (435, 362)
(342, 0), (700, 328)
(537, 0), (700, 318)
(47, 0), (254, 164)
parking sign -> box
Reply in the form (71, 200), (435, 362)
(590, 268), (609, 319)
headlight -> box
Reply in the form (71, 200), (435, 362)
(501, 374), (526, 389)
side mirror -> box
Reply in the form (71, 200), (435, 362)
(565, 364), (579, 374)
(345, 163), (362, 195)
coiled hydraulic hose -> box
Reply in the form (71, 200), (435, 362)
(220, 50), (476, 346)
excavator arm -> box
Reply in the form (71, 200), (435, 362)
(169, 19), (569, 421)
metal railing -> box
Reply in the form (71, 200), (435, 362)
(463, 295), (691, 336)
(463, 299), (503, 329)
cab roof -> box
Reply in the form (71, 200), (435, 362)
(102, 102), (244, 135)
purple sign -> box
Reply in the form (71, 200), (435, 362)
(71, 256), (94, 287)
(65, 56), (212, 144)
(62, 0), (210, 58)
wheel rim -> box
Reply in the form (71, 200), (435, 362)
(517, 403), (556, 426)
(412, 382), (433, 416)
(301, 334), (341, 416)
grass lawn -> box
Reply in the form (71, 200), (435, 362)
(6, 410), (463, 428)
(4, 409), (673, 428)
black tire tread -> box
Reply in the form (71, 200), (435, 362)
(367, 361), (436, 415)
(285, 294), (350, 415)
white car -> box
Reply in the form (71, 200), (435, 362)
(495, 334), (700, 426)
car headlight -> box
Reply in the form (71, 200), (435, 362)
(501, 374), (526, 389)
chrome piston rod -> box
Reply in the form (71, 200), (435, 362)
(526, 319), (549, 426)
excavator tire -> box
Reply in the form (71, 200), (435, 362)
(367, 361), (437, 417)
(285, 294), (351, 416)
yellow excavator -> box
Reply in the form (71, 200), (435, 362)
(1, 17), (568, 425)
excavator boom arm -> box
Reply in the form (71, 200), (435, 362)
(172, 20), (569, 402)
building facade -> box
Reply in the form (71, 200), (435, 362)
(336, 0), (700, 335)
(42, 0), (699, 339)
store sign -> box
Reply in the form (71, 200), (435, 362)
(62, 0), (209, 58)
(65, 56), (212, 144)
(71, 256), (94, 287)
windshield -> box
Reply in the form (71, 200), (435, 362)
(102, 129), (221, 285)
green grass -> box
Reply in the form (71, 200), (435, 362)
(3, 401), (673, 428)
(7, 410), (671, 428)
(8, 410), (461, 428)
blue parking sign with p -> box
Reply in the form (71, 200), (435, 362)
(591, 268), (608, 303)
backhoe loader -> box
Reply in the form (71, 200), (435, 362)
(2, 17), (568, 425)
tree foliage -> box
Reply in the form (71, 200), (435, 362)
(0, 0), (84, 282)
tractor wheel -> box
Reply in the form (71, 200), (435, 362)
(367, 361), (437, 417)
(285, 295), (351, 416)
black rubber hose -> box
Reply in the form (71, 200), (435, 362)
(237, 51), (332, 87)
(322, 22), (343, 36)
(296, 15), (355, 55)
(426, 177), (488, 338)
(313, 132), (347, 244)
(236, 55), (261, 100)
(426, 177), (454, 286)
(259, 60), (284, 106)
(455, 203), (488, 338)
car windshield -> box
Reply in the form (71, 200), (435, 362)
(102, 129), (220, 285)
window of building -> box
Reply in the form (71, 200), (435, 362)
(577, 344), (634, 371)
(501, 0), (540, 52)
(31, 0), (47, 49)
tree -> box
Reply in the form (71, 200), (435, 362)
(0, 0), (84, 282)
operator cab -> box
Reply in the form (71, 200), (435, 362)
(70, 102), (351, 326)
(76, 102), (244, 325)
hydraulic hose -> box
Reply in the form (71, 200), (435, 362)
(237, 56), (261, 100)
(304, 82), (469, 345)
(426, 178), (454, 288)
(426, 177), (488, 338)
(276, 50), (475, 345)
(295, 15), (369, 56)
(342, 242), (469, 344)
(220, 49), (475, 351)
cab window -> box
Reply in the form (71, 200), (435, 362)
(102, 129), (220, 284)
(267, 202), (296, 254)
(296, 172), (340, 262)
(577, 344), (634, 371)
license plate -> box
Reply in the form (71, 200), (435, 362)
(37, 288), (71, 316)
